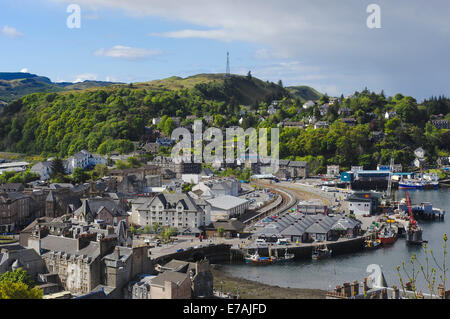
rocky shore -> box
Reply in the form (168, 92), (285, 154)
(211, 265), (327, 299)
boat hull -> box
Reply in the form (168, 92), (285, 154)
(379, 236), (396, 245)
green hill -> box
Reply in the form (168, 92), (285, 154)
(0, 72), (119, 103)
(128, 73), (288, 105)
(286, 85), (323, 103)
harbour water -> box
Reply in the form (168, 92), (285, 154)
(219, 188), (450, 291)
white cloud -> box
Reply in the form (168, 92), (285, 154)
(20, 68), (29, 73)
(94, 45), (162, 60)
(2, 25), (23, 38)
(74, 73), (97, 83)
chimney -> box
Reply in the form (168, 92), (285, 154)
(343, 282), (351, 297)
(438, 284), (445, 298)
(351, 281), (359, 296)
(107, 225), (114, 235)
(334, 285), (342, 295)
(114, 246), (120, 260)
(363, 278), (368, 295)
(392, 285), (400, 299)
(405, 281), (412, 291)
(77, 233), (96, 251)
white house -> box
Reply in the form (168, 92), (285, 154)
(64, 150), (107, 174)
(345, 196), (373, 216)
(303, 100), (316, 109)
(314, 121), (329, 129)
(414, 147), (426, 159)
(133, 193), (210, 230)
(385, 111), (398, 120)
(30, 161), (52, 180)
(192, 178), (241, 199)
(267, 105), (277, 115)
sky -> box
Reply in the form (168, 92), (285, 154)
(1, 0), (450, 101)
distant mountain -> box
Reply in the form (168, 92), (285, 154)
(286, 85), (323, 103)
(0, 72), (120, 103)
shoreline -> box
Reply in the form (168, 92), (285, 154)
(211, 265), (327, 299)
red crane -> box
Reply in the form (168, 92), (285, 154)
(405, 190), (416, 226)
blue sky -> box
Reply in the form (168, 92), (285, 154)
(1, 0), (450, 101)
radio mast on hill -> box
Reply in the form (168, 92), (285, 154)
(225, 52), (230, 77)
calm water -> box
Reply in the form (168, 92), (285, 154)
(219, 188), (450, 291)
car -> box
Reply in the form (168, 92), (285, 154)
(176, 248), (184, 252)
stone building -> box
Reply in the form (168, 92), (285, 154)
(0, 192), (32, 233)
(131, 259), (213, 299)
(151, 156), (202, 178)
(23, 218), (151, 298)
(44, 188), (83, 218)
(73, 198), (128, 227)
(0, 246), (46, 280)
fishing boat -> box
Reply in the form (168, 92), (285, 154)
(312, 244), (332, 260)
(277, 249), (295, 262)
(379, 225), (398, 245)
(398, 180), (424, 189)
(244, 252), (276, 264)
(399, 179), (439, 190)
(406, 223), (423, 245)
(364, 238), (382, 250)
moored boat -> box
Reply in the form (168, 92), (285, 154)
(277, 248), (295, 262)
(379, 226), (397, 245)
(312, 244), (332, 260)
(244, 252), (276, 264)
(364, 238), (382, 250)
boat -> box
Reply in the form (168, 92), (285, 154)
(244, 252), (276, 264)
(399, 179), (439, 190)
(379, 225), (397, 245)
(312, 244), (332, 260)
(364, 238), (382, 250)
(406, 223), (423, 245)
(277, 248), (295, 262)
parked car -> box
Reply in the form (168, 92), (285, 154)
(176, 248), (184, 252)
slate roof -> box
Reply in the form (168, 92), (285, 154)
(150, 271), (189, 287)
(138, 193), (200, 212)
(209, 219), (246, 232)
(40, 235), (99, 259)
(74, 198), (127, 218)
(206, 195), (248, 210)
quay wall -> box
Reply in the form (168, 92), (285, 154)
(152, 244), (232, 265)
(151, 235), (369, 266)
(231, 235), (369, 262)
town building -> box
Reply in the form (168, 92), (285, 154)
(205, 195), (249, 221)
(257, 213), (361, 243)
(0, 161), (30, 174)
(64, 150), (107, 174)
(0, 192), (33, 233)
(430, 119), (450, 129)
(327, 165), (340, 177)
(133, 193), (210, 230)
(205, 219), (246, 238)
(30, 161), (53, 181)
(314, 121), (329, 129)
(343, 195), (373, 216)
